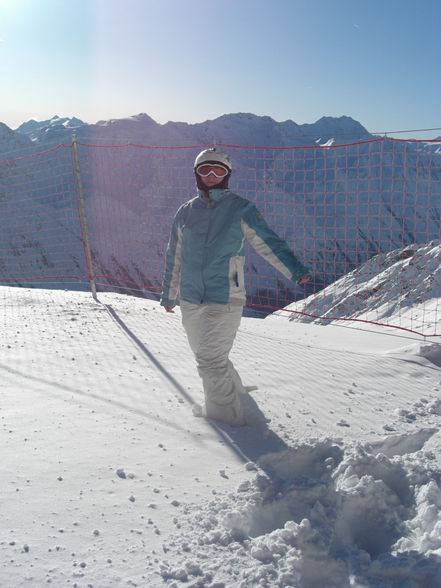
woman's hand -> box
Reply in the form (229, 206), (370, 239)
(297, 274), (312, 285)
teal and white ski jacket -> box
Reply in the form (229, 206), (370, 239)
(160, 188), (309, 308)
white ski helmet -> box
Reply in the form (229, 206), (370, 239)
(194, 147), (232, 172)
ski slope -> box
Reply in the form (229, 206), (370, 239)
(1, 286), (441, 587)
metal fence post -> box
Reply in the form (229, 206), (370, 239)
(72, 136), (97, 300)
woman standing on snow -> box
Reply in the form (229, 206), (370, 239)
(161, 148), (311, 426)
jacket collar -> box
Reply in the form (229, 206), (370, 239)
(197, 188), (231, 204)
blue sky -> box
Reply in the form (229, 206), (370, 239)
(0, 0), (440, 137)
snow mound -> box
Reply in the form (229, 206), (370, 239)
(386, 342), (441, 368)
(159, 434), (441, 587)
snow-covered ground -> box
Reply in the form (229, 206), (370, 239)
(1, 286), (441, 587)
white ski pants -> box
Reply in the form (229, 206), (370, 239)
(180, 300), (245, 422)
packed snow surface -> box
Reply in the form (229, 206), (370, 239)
(1, 287), (441, 587)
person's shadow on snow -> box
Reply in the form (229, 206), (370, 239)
(104, 304), (287, 465)
(208, 393), (289, 465)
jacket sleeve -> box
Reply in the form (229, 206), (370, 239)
(241, 204), (309, 282)
(160, 209), (183, 307)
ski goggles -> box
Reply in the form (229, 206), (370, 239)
(196, 163), (230, 178)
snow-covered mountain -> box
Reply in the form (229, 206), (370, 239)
(0, 122), (33, 157)
(11, 112), (372, 150)
(0, 145), (86, 288)
(273, 241), (441, 335)
(16, 115), (84, 144)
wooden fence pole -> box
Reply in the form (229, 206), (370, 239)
(72, 135), (97, 300)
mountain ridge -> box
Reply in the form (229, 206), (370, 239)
(7, 112), (372, 151)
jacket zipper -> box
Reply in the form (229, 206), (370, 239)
(200, 200), (214, 303)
